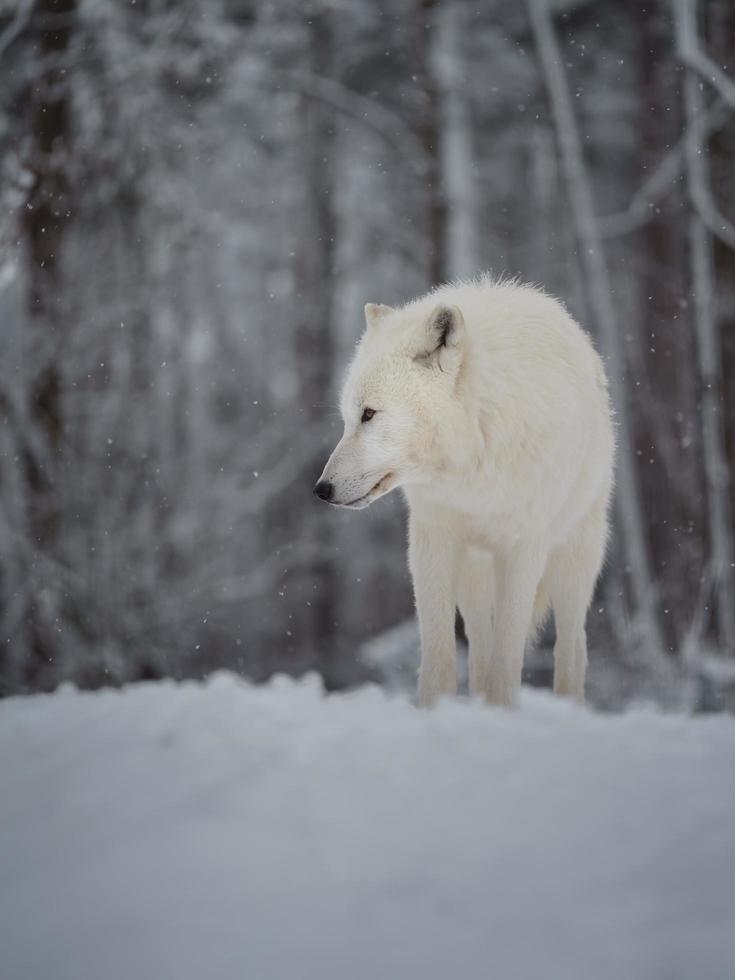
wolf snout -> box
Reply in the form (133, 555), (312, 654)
(313, 480), (333, 502)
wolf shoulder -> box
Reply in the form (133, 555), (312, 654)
(433, 278), (601, 364)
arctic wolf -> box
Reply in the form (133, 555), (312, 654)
(315, 278), (614, 707)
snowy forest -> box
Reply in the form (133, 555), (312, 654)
(1, 0), (734, 707)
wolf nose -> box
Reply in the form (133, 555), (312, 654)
(313, 480), (333, 501)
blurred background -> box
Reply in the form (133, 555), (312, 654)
(0, 0), (733, 708)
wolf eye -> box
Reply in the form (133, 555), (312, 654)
(361, 407), (376, 423)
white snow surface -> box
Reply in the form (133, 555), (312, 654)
(1, 672), (734, 980)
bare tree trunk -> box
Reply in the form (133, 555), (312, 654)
(526, 0), (665, 662)
(677, 0), (735, 653)
(707, 3), (735, 559)
(633, 4), (703, 655)
(413, 0), (447, 286)
(434, 0), (479, 281)
(20, 0), (77, 688)
(293, 10), (341, 687)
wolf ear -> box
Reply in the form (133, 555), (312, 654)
(364, 303), (393, 329)
(415, 304), (465, 372)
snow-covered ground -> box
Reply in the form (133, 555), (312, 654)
(1, 674), (734, 980)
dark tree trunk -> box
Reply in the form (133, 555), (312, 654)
(413, 0), (447, 287)
(20, 0), (77, 687)
(636, 1), (703, 651)
(707, 1), (735, 521)
(293, 9), (341, 687)
(705, 0), (735, 650)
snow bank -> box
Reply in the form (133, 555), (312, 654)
(1, 673), (733, 980)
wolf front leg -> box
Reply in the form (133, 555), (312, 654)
(487, 546), (546, 707)
(408, 519), (461, 707)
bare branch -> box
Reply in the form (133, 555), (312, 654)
(259, 68), (429, 174)
(674, 0), (735, 109)
(0, 0), (34, 60)
(683, 103), (735, 252)
(600, 99), (731, 238)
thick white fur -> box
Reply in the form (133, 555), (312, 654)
(317, 277), (615, 707)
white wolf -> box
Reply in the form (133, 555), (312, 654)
(315, 277), (614, 707)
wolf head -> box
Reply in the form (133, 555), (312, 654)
(314, 300), (466, 508)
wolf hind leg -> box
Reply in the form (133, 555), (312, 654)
(457, 551), (495, 698)
(547, 501), (608, 703)
(487, 548), (547, 707)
